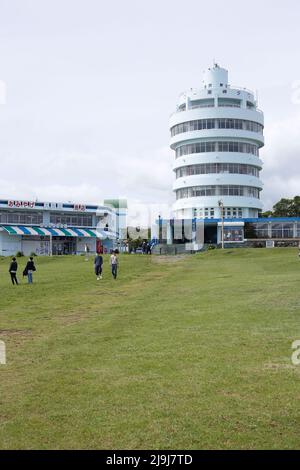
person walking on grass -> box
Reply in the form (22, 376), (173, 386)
(94, 252), (103, 280)
(110, 250), (119, 279)
(9, 257), (19, 285)
(23, 256), (36, 284)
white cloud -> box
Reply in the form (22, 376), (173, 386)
(261, 110), (300, 210)
(1, 0), (300, 216)
(0, 145), (174, 206)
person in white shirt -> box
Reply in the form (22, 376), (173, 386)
(110, 251), (119, 279)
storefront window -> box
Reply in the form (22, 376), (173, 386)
(224, 227), (244, 242)
(282, 223), (294, 238)
(50, 213), (93, 226)
(0, 211), (43, 224)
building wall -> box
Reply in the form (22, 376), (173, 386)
(0, 231), (21, 256)
(0, 198), (119, 256)
(155, 218), (300, 249)
(21, 239), (42, 256)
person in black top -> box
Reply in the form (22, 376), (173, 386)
(9, 257), (19, 285)
(94, 253), (103, 280)
(23, 256), (36, 284)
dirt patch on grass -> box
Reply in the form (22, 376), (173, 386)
(0, 329), (32, 338)
(0, 329), (33, 348)
(92, 291), (128, 296)
(57, 301), (108, 325)
(151, 255), (189, 264)
(263, 362), (296, 371)
(60, 315), (84, 325)
(220, 391), (243, 399)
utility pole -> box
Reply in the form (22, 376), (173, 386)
(218, 200), (225, 249)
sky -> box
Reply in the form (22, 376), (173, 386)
(0, 0), (300, 216)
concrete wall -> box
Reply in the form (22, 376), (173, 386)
(0, 231), (21, 256)
(21, 239), (50, 256)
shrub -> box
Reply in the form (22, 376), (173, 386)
(30, 252), (37, 257)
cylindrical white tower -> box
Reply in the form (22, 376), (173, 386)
(170, 64), (264, 219)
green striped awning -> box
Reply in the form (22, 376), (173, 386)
(0, 226), (98, 237)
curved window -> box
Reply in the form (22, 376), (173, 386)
(176, 185), (260, 200)
(175, 141), (259, 158)
(171, 119), (263, 137)
(176, 163), (260, 178)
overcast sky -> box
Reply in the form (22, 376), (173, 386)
(0, 0), (300, 214)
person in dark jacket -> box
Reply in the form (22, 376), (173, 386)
(23, 256), (36, 284)
(9, 257), (19, 285)
(94, 253), (103, 280)
(110, 251), (119, 279)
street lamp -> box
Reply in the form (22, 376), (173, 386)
(218, 200), (225, 249)
(158, 214), (161, 243)
(49, 232), (53, 256)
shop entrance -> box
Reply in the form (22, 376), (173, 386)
(52, 237), (76, 255)
(204, 224), (218, 244)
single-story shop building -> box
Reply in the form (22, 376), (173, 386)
(155, 217), (300, 250)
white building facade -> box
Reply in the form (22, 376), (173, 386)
(170, 64), (264, 219)
(0, 198), (119, 256)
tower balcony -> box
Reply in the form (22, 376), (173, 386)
(170, 106), (264, 128)
(173, 153), (263, 171)
(173, 196), (263, 212)
(173, 174), (263, 192)
(170, 130), (264, 149)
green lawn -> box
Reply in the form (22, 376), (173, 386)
(0, 248), (300, 449)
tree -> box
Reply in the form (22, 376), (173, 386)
(272, 198), (292, 217)
(259, 210), (273, 218)
(260, 196), (300, 218)
(273, 197), (300, 217)
(290, 196), (300, 217)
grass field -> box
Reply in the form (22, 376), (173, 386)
(0, 248), (300, 449)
